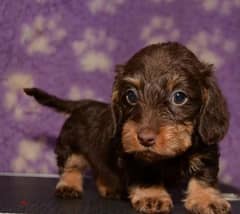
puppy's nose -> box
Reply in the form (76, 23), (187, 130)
(137, 128), (156, 147)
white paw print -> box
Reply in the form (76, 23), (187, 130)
(187, 29), (236, 68)
(195, 0), (240, 15)
(68, 85), (97, 100)
(72, 28), (117, 72)
(140, 16), (180, 45)
(3, 72), (40, 121)
(11, 138), (56, 173)
(87, 0), (125, 15)
(20, 14), (67, 55)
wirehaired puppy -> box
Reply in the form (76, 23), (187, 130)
(24, 42), (230, 214)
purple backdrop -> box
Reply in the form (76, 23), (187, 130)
(0, 0), (239, 188)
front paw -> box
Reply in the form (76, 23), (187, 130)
(132, 196), (173, 214)
(55, 177), (83, 199)
(55, 185), (82, 199)
(185, 192), (231, 214)
(129, 186), (173, 214)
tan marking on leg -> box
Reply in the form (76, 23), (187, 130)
(56, 154), (89, 198)
(96, 176), (121, 199)
(96, 176), (110, 197)
(129, 185), (173, 214)
(188, 154), (205, 174)
(184, 178), (231, 214)
(64, 154), (89, 170)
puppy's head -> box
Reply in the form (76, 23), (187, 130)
(112, 42), (229, 161)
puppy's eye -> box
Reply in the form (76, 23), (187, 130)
(171, 90), (188, 106)
(125, 89), (138, 105)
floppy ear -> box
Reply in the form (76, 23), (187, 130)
(198, 69), (229, 144)
(111, 65), (125, 135)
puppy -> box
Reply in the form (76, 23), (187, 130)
(24, 42), (231, 214)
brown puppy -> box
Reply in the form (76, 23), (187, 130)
(24, 42), (230, 214)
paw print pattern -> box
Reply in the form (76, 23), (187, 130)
(187, 29), (236, 68)
(20, 15), (67, 55)
(68, 85), (97, 100)
(11, 138), (56, 173)
(72, 28), (117, 72)
(3, 72), (40, 121)
(140, 16), (180, 45)
(87, 0), (125, 15)
(195, 0), (240, 15)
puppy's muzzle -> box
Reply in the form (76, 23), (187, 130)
(137, 128), (156, 147)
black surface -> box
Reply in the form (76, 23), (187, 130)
(0, 175), (239, 214)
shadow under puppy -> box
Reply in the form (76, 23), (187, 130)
(24, 42), (231, 214)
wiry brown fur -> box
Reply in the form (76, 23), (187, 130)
(122, 121), (193, 160)
(24, 42), (230, 214)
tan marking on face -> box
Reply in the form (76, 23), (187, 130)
(184, 178), (231, 213)
(123, 76), (141, 88)
(122, 120), (144, 153)
(111, 89), (119, 103)
(112, 77), (140, 103)
(167, 74), (180, 91)
(154, 123), (193, 157)
(122, 120), (193, 158)
(129, 185), (173, 213)
(56, 154), (89, 193)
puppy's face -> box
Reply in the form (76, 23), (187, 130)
(112, 43), (229, 161)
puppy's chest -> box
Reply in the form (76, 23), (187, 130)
(120, 155), (199, 186)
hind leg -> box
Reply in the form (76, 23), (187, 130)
(55, 154), (89, 198)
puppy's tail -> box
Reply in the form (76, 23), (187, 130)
(24, 87), (85, 114)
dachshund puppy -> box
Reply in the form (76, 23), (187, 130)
(24, 42), (230, 214)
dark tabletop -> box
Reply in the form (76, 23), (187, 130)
(0, 175), (239, 214)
